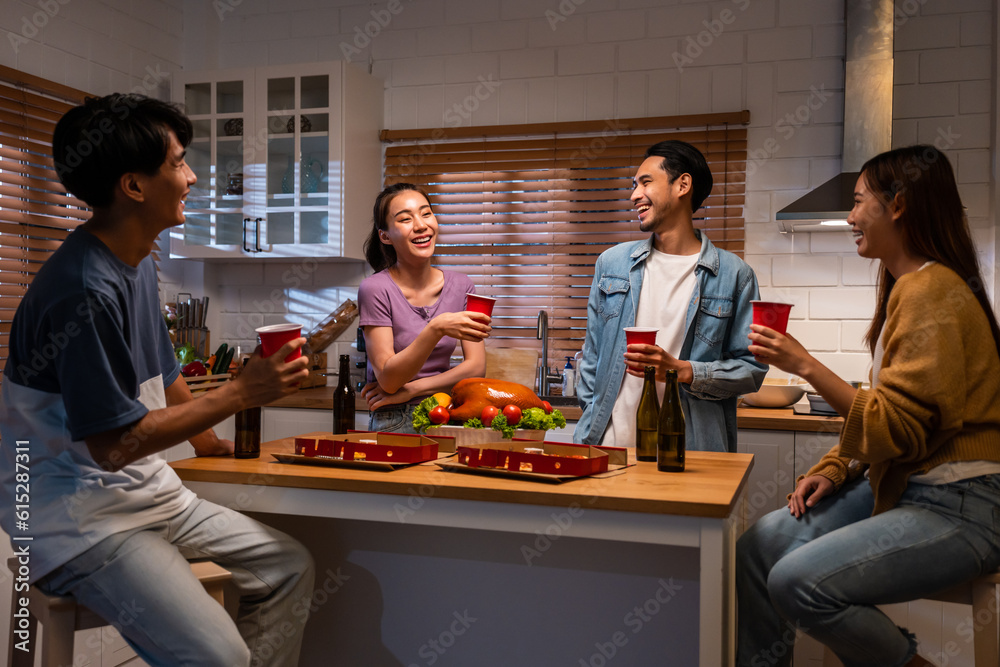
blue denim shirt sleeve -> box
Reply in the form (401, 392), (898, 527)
(575, 254), (603, 412)
(687, 265), (767, 399)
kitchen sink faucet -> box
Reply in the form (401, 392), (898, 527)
(536, 310), (561, 395)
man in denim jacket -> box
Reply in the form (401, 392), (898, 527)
(574, 140), (766, 453)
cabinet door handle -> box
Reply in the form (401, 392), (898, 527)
(242, 217), (252, 253)
(255, 217), (263, 252)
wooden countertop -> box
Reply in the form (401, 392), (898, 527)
(267, 388), (844, 433)
(171, 434), (753, 519)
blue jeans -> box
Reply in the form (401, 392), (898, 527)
(368, 404), (418, 433)
(737, 475), (1000, 667)
(37, 497), (315, 667)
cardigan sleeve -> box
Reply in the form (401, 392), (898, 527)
(837, 271), (969, 465)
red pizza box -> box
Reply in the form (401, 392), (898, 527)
(454, 440), (626, 477)
(293, 431), (439, 464)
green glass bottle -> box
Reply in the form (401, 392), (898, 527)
(635, 365), (659, 462)
(657, 369), (685, 472)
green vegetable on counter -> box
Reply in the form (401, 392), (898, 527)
(518, 407), (566, 430)
(462, 418), (484, 429)
(488, 414), (515, 439)
(411, 395), (442, 433)
(175, 343), (195, 366)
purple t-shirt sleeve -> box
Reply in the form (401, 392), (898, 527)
(358, 270), (475, 384)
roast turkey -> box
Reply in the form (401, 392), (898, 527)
(447, 377), (547, 422)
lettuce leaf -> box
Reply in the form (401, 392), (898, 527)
(411, 396), (441, 433)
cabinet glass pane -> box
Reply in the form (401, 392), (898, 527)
(185, 83), (210, 115)
(267, 136), (295, 207)
(217, 81), (243, 113)
(218, 140), (244, 201)
(300, 76), (329, 109)
(300, 212), (329, 245)
(217, 213), (244, 246)
(186, 144), (211, 202)
(191, 119), (211, 141)
(300, 133), (328, 206)
(267, 77), (295, 112)
(183, 213), (211, 245)
(267, 212), (294, 245)
(218, 117), (244, 138)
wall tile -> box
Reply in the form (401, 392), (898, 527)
(443, 0), (499, 24)
(672, 32), (745, 70)
(812, 23), (844, 58)
(472, 21), (527, 52)
(842, 256), (879, 286)
(526, 77), (557, 123)
(528, 13), (587, 47)
(893, 83), (960, 119)
(646, 69), (680, 116)
(677, 67), (712, 114)
(808, 231), (857, 254)
(585, 10), (646, 43)
(958, 183), (989, 219)
(618, 38), (679, 72)
(556, 43), (616, 76)
(747, 158), (811, 191)
(415, 25), (472, 56)
(497, 78), (528, 125)
(786, 320), (840, 352)
(812, 352), (871, 384)
(444, 53), (500, 84)
(960, 13), (992, 46)
(555, 76), (587, 122)
(371, 29), (417, 60)
(808, 287), (876, 319)
(240, 286), (288, 314)
(894, 15), (960, 51)
(500, 48), (556, 78)
(758, 286), (807, 314)
(711, 66), (742, 113)
(415, 86), (446, 128)
(745, 255), (771, 287)
(585, 75), (615, 119)
(773, 255), (838, 287)
(840, 320), (869, 352)
(266, 38), (318, 66)
(647, 4), (711, 37)
(392, 55), (446, 86)
(958, 80), (991, 115)
(916, 114), (989, 151)
(614, 71), (647, 120)
(745, 64), (774, 128)
(918, 47), (990, 83)
(745, 222), (811, 255)
(920, 0), (992, 14)
(956, 149), (990, 184)
(893, 50), (919, 86)
(774, 58), (843, 93)
(778, 0), (840, 26)
(747, 28), (812, 62)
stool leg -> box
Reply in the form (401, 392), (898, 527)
(39, 604), (76, 667)
(971, 579), (999, 667)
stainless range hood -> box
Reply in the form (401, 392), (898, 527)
(776, 0), (893, 233)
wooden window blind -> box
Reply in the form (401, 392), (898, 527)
(0, 65), (90, 378)
(381, 111), (749, 374)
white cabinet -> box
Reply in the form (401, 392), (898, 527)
(736, 429), (795, 532)
(169, 62), (383, 260)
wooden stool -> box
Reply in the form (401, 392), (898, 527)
(6, 558), (232, 667)
(821, 570), (1000, 666)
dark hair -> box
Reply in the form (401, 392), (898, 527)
(644, 140), (714, 213)
(861, 145), (1000, 356)
(363, 182), (432, 272)
(52, 93), (193, 208)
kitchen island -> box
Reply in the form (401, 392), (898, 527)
(171, 437), (753, 666)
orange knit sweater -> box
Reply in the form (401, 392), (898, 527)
(807, 263), (1000, 515)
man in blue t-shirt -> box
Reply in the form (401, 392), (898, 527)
(0, 94), (314, 667)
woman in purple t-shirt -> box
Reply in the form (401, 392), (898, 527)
(358, 183), (491, 432)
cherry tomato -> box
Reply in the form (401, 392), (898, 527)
(502, 404), (522, 425)
(481, 405), (499, 426)
(542, 401), (552, 414)
(429, 405), (450, 425)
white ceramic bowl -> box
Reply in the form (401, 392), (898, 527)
(741, 381), (806, 408)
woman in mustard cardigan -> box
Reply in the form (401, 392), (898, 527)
(736, 145), (1000, 667)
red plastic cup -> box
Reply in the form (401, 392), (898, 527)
(465, 293), (496, 317)
(256, 323), (303, 362)
(751, 301), (793, 335)
(624, 327), (658, 347)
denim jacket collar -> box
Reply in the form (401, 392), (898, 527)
(629, 230), (719, 276)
